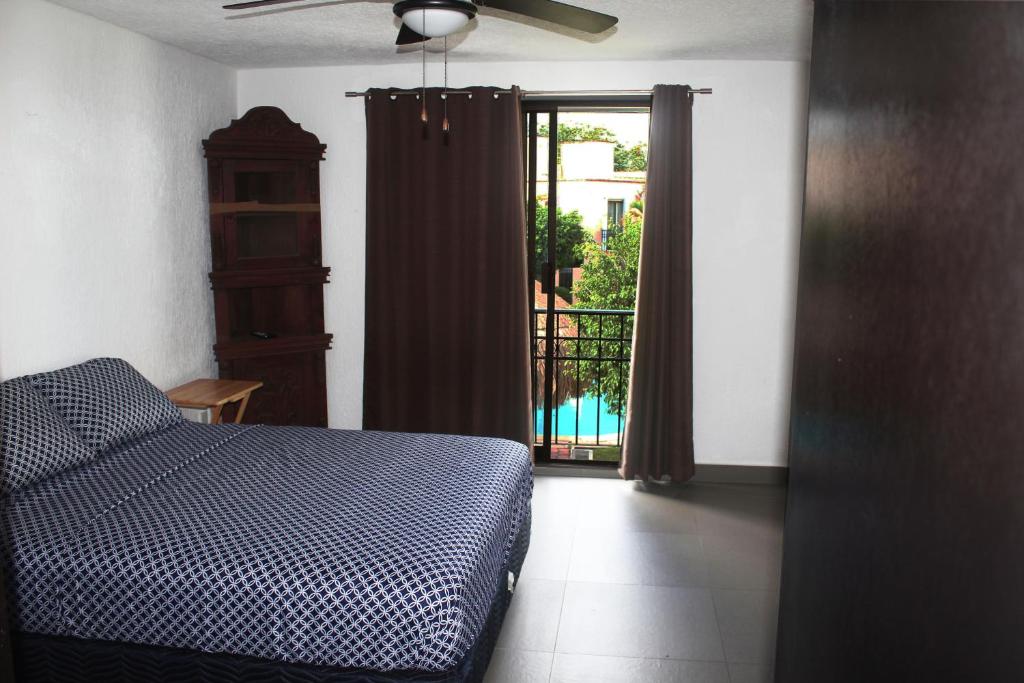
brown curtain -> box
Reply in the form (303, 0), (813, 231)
(363, 86), (532, 447)
(620, 84), (695, 482)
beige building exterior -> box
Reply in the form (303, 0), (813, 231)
(537, 137), (645, 247)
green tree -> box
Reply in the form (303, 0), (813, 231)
(538, 123), (616, 165)
(533, 204), (593, 275)
(570, 202), (643, 415)
(537, 123), (615, 143)
(614, 142), (648, 172)
(629, 190), (645, 215)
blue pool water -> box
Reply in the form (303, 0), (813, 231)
(535, 394), (625, 442)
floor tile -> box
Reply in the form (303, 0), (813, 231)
(531, 479), (587, 526)
(701, 535), (783, 591)
(727, 663), (774, 683)
(551, 653), (730, 683)
(711, 589), (779, 634)
(691, 488), (785, 544)
(712, 589), (778, 665)
(506, 474), (786, 682)
(494, 578), (566, 652)
(567, 528), (709, 587)
(533, 474), (610, 500)
(574, 484), (700, 535)
(720, 629), (777, 665)
(483, 648), (554, 683)
(555, 582), (724, 662)
(520, 524), (575, 581)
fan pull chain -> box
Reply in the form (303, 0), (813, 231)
(420, 20), (428, 125)
(442, 36), (450, 135)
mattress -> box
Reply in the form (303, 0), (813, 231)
(0, 423), (533, 673)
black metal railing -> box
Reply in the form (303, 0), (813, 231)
(532, 307), (634, 460)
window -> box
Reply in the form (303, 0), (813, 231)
(604, 199), (625, 247)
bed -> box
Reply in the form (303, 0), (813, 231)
(0, 358), (532, 682)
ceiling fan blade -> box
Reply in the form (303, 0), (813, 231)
(396, 23), (429, 45)
(475, 0), (617, 33)
(223, 0), (309, 9)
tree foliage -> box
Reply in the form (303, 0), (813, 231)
(537, 123), (615, 143)
(570, 196), (644, 415)
(538, 123), (617, 166)
(574, 216), (641, 311)
(537, 124), (647, 173)
(533, 204), (593, 274)
(613, 142), (648, 172)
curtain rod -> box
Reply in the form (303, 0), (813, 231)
(344, 88), (712, 98)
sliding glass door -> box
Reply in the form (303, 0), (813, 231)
(524, 99), (650, 466)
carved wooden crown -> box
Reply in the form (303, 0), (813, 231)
(203, 106), (326, 160)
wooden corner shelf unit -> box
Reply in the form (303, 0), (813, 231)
(203, 106), (332, 427)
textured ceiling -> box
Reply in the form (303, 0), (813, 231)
(47, 0), (814, 68)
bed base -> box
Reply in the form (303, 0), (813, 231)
(12, 512), (530, 683)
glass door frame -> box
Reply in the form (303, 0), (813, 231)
(523, 96), (651, 466)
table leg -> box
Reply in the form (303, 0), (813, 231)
(234, 393), (252, 424)
(210, 405), (224, 425)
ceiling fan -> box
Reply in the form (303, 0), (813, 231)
(222, 0), (619, 45)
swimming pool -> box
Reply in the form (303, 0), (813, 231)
(534, 394), (625, 443)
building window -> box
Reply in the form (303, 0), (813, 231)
(603, 199), (625, 247)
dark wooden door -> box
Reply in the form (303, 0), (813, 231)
(777, 2), (1024, 681)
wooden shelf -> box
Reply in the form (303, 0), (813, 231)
(213, 333), (333, 361)
(209, 266), (331, 289)
(204, 106), (330, 427)
(211, 202), (321, 215)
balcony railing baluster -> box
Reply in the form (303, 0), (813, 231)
(533, 307), (634, 461)
(574, 311), (581, 446)
(596, 315), (603, 446)
(553, 310), (561, 442)
(617, 314), (625, 447)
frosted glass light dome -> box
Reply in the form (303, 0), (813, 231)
(400, 8), (471, 38)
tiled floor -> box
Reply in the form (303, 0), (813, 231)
(486, 474), (786, 683)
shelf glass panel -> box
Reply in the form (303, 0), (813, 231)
(234, 171), (297, 204)
(236, 214), (300, 258)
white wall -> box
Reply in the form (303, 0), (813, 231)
(0, 0), (236, 389)
(0, 0), (806, 466)
(240, 59), (807, 467)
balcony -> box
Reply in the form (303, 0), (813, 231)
(532, 307), (634, 463)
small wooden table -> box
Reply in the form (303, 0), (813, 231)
(166, 379), (263, 424)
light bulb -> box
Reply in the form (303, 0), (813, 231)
(401, 8), (470, 38)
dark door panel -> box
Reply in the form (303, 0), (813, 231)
(778, 2), (1024, 681)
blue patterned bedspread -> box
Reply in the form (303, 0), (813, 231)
(1, 423), (533, 672)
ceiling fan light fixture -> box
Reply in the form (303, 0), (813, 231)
(394, 0), (477, 39)
(401, 9), (468, 38)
